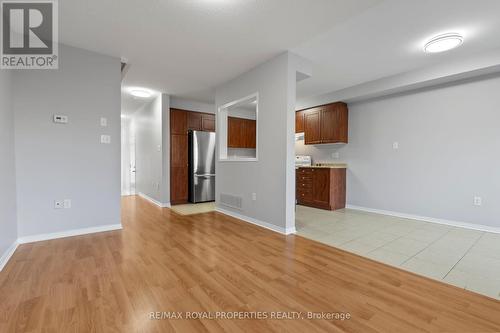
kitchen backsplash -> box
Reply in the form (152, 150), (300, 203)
(295, 137), (346, 165)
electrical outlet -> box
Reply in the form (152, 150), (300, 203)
(54, 200), (63, 209)
(393, 142), (399, 150)
(63, 199), (72, 209)
(473, 196), (482, 206)
(252, 193), (257, 201)
(332, 152), (340, 159)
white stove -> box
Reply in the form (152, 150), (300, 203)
(295, 155), (312, 168)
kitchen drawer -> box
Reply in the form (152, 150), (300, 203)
(297, 189), (313, 202)
(297, 168), (313, 174)
(297, 174), (312, 182)
(297, 181), (312, 189)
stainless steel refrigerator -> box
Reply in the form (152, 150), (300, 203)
(188, 130), (216, 203)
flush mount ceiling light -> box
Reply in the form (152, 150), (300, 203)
(130, 89), (152, 98)
(424, 33), (463, 53)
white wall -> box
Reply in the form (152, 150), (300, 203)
(215, 52), (309, 234)
(297, 74), (500, 229)
(0, 71), (18, 262)
(170, 97), (214, 114)
(13, 45), (122, 238)
(132, 94), (170, 205)
(228, 107), (256, 120)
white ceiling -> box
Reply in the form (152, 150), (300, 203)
(58, 0), (500, 114)
(58, 0), (381, 114)
(293, 0), (500, 102)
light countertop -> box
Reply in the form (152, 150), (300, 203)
(298, 163), (347, 169)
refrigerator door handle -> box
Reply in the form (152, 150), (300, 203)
(194, 174), (216, 178)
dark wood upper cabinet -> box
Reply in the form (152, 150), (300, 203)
(188, 112), (215, 132)
(304, 108), (322, 144)
(296, 110), (305, 133)
(187, 112), (202, 131)
(301, 102), (348, 145)
(320, 106), (337, 143)
(228, 117), (256, 149)
(245, 119), (256, 149)
(202, 114), (215, 132)
(171, 109), (188, 135)
(228, 117), (244, 148)
(321, 103), (348, 144)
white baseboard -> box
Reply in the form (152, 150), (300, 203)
(138, 192), (171, 208)
(17, 224), (123, 244)
(0, 241), (19, 272)
(215, 207), (296, 235)
(346, 204), (500, 234)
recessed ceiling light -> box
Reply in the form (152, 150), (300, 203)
(130, 89), (152, 98)
(424, 33), (463, 53)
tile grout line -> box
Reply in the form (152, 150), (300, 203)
(399, 226), (456, 266)
(333, 220), (404, 248)
(442, 232), (485, 280)
(337, 220), (434, 255)
(363, 228), (417, 256)
(363, 222), (449, 258)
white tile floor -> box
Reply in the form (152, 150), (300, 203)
(295, 205), (500, 300)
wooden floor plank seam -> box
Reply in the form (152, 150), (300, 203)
(1, 195), (499, 332)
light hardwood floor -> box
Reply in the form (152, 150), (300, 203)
(1, 195), (500, 332)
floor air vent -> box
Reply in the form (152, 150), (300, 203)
(220, 193), (243, 210)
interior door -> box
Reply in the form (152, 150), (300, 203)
(129, 135), (136, 195)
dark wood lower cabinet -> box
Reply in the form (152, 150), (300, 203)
(171, 166), (188, 204)
(296, 167), (346, 210)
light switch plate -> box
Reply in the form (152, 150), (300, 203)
(393, 142), (399, 150)
(53, 115), (68, 124)
(100, 117), (107, 127)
